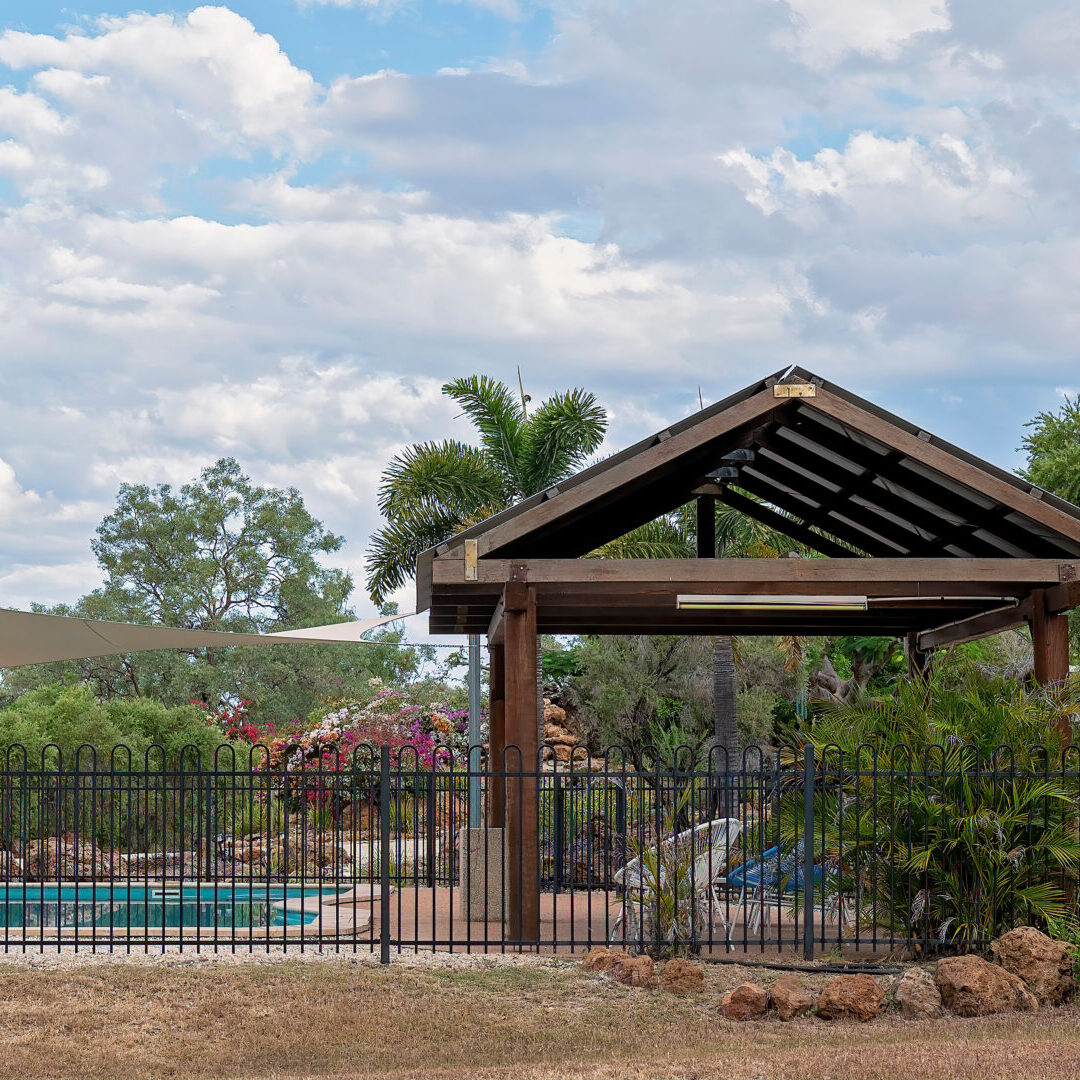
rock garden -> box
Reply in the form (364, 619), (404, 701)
(580, 924), (1078, 1024)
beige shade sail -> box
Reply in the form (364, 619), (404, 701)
(0, 607), (413, 668)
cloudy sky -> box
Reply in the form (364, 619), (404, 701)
(0, 1), (1078, 633)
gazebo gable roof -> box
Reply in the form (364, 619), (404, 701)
(422, 367), (1080, 572)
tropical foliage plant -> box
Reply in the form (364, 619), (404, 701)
(771, 668), (1080, 947)
(616, 785), (710, 957)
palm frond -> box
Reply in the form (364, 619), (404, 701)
(365, 507), (467, 604)
(519, 388), (607, 495)
(442, 376), (525, 489)
(377, 440), (505, 518)
(589, 517), (693, 560)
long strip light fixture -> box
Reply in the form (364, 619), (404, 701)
(677, 594), (868, 612)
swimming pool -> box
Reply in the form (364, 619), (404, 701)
(0, 884), (342, 931)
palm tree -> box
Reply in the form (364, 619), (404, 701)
(366, 375), (607, 603)
(367, 375), (608, 749)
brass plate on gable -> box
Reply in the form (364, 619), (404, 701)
(773, 383), (817, 398)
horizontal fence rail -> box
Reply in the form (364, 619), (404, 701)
(0, 741), (1075, 960)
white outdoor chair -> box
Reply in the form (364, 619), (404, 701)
(609, 817), (741, 949)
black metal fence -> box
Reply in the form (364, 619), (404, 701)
(0, 741), (1076, 959)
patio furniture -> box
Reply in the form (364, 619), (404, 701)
(727, 845), (848, 935)
(608, 817), (741, 949)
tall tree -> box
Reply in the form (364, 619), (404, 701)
(1021, 395), (1080, 505)
(1, 459), (403, 724)
(94, 457), (350, 632)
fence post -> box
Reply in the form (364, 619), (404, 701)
(803, 744), (815, 962)
(426, 771), (437, 888)
(380, 743), (391, 965)
(204, 771), (214, 876)
(553, 778), (565, 891)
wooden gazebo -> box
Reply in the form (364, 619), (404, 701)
(416, 367), (1080, 940)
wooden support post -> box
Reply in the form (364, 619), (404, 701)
(504, 583), (539, 945)
(487, 642), (505, 828)
(1032, 589), (1070, 685)
(905, 632), (931, 681)
(1031, 588), (1072, 741)
(696, 495), (716, 559)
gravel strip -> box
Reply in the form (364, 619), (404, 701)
(0, 946), (573, 971)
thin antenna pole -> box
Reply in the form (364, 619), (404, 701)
(517, 366), (531, 416)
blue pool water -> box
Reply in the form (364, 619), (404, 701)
(0, 884), (337, 930)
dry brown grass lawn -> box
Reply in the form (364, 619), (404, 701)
(0, 958), (1079, 1080)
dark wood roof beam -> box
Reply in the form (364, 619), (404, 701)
(802, 394), (1080, 554)
(469, 390), (790, 557)
(789, 410), (1062, 557)
(713, 485), (863, 558)
(742, 450), (944, 551)
(730, 470), (897, 556)
(761, 429), (986, 545)
(916, 600), (1031, 650)
(824, 511), (913, 555)
(432, 556), (1076, 588)
(763, 424), (1008, 556)
(1046, 578), (1080, 613)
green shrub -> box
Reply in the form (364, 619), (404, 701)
(0, 684), (228, 769)
(804, 663), (1080, 758)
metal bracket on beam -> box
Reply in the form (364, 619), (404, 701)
(707, 467), (740, 482)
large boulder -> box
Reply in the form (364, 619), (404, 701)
(816, 975), (886, 1022)
(611, 953), (656, 988)
(543, 723), (576, 746)
(582, 947), (655, 987)
(934, 955), (1038, 1017)
(582, 946), (622, 973)
(720, 983), (768, 1020)
(895, 968), (944, 1020)
(22, 835), (117, 881)
(543, 700), (567, 726)
(990, 927), (1076, 1007)
(771, 974), (814, 1021)
(660, 958), (705, 995)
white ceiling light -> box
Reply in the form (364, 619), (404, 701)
(676, 594), (869, 611)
